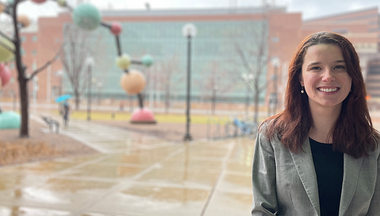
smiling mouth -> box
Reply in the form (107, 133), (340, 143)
(318, 87), (339, 93)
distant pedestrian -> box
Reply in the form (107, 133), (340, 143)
(119, 101), (124, 111)
(62, 101), (70, 126)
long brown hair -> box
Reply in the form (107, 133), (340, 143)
(263, 31), (379, 158)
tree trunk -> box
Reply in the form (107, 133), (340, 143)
(75, 91), (80, 110)
(165, 91), (170, 114)
(253, 88), (259, 124)
(211, 95), (216, 115)
(19, 74), (29, 137)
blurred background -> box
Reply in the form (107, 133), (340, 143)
(2, 0), (380, 117)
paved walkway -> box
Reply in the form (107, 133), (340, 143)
(0, 116), (254, 216)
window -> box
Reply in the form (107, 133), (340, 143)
(32, 50), (37, 56)
(21, 36), (26, 42)
(32, 36), (37, 42)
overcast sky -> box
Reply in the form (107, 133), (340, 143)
(12, 0), (380, 21)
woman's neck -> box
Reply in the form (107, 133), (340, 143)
(309, 104), (341, 144)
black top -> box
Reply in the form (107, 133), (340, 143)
(309, 138), (344, 216)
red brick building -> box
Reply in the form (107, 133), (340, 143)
(2, 6), (380, 109)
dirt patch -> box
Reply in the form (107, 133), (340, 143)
(0, 120), (98, 166)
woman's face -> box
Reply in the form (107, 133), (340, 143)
(300, 44), (352, 111)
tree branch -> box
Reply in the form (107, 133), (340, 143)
(29, 42), (65, 80)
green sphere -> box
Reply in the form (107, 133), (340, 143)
(141, 54), (154, 67)
(0, 111), (21, 129)
(73, 3), (101, 31)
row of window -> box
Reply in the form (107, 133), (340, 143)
(20, 49), (37, 56)
(21, 35), (38, 42)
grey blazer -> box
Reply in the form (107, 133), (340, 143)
(251, 130), (380, 216)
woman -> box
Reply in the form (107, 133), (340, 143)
(251, 31), (380, 216)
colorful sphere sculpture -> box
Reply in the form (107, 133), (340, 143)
(0, 111), (21, 129)
(110, 22), (122, 35)
(18, 15), (30, 28)
(73, 3), (101, 31)
(31, 0), (47, 3)
(0, 64), (12, 87)
(116, 54), (131, 70)
(0, 37), (14, 62)
(57, 0), (67, 7)
(120, 70), (146, 95)
(142, 54), (154, 67)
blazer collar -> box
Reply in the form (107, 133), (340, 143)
(290, 138), (320, 215)
(290, 138), (364, 216)
(339, 154), (363, 216)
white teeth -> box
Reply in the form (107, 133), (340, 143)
(319, 88), (337, 92)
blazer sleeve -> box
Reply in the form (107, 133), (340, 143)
(251, 131), (278, 216)
(366, 149), (380, 216)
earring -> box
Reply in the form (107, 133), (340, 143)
(301, 86), (305, 94)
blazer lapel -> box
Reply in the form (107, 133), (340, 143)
(290, 138), (320, 216)
(339, 154), (363, 216)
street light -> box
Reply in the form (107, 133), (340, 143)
(86, 57), (94, 121)
(242, 73), (254, 116)
(182, 23), (197, 141)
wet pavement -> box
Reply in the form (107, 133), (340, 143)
(0, 116), (254, 216)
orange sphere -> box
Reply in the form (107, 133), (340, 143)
(120, 70), (146, 95)
(0, 4), (4, 13)
(18, 15), (30, 28)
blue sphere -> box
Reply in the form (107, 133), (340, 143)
(142, 54), (154, 67)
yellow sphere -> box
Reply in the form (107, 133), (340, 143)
(18, 15), (30, 28)
(120, 70), (146, 95)
(116, 54), (131, 70)
(0, 37), (14, 62)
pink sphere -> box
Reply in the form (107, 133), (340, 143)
(0, 64), (12, 87)
(130, 108), (156, 124)
(31, 0), (47, 3)
(110, 22), (122, 35)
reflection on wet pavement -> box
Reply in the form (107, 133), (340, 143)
(0, 119), (254, 216)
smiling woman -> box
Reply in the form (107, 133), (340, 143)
(251, 32), (380, 216)
(300, 44), (353, 133)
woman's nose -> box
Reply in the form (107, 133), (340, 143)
(321, 69), (335, 82)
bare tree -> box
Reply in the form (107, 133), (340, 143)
(60, 24), (105, 110)
(155, 56), (183, 113)
(229, 16), (273, 123)
(200, 61), (234, 115)
(0, 1), (64, 137)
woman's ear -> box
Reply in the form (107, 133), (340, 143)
(299, 73), (304, 86)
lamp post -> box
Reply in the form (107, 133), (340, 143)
(242, 73), (254, 116)
(182, 23), (197, 141)
(86, 57), (94, 121)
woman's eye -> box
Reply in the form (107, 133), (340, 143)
(310, 67), (321, 70)
(335, 65), (346, 69)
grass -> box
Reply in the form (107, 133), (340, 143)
(67, 111), (231, 124)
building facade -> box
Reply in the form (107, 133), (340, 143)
(2, 6), (380, 109)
